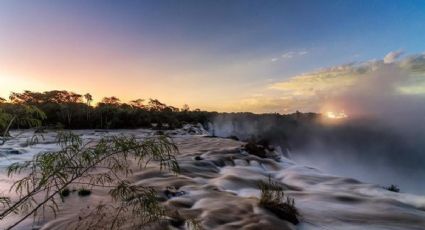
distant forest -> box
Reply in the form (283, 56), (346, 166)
(0, 90), (215, 129)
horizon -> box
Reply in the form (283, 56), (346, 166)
(1, 0), (425, 115)
(2, 2), (425, 229)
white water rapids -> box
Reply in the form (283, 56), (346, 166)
(1, 126), (425, 229)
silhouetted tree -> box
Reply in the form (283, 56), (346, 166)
(84, 93), (93, 121)
(148, 99), (167, 112)
(2, 90), (214, 130)
(130, 99), (145, 109)
(101, 96), (121, 105)
(182, 104), (190, 112)
(84, 93), (93, 106)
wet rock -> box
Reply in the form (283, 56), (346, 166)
(164, 187), (186, 199)
(4, 149), (22, 154)
(384, 184), (400, 193)
(243, 141), (267, 158)
(227, 135), (239, 141)
(242, 139), (282, 161)
(212, 159), (226, 167)
(169, 217), (185, 227)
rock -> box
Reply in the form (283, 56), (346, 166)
(169, 217), (185, 227)
(3, 148), (22, 154)
(164, 187), (186, 199)
(243, 141), (267, 158)
(227, 135), (239, 141)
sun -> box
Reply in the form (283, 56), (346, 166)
(326, 111), (348, 119)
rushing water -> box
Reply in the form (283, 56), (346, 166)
(1, 127), (425, 229)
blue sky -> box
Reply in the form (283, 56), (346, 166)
(1, 0), (425, 112)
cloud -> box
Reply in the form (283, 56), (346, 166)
(298, 51), (308, 56)
(281, 51), (296, 59)
(383, 50), (404, 64)
(240, 52), (425, 114)
(272, 50), (309, 62)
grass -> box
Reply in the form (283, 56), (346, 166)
(258, 176), (299, 225)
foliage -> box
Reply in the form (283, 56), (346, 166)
(258, 176), (299, 225)
(0, 104), (46, 145)
(385, 184), (400, 193)
(258, 176), (285, 205)
(1, 90), (214, 130)
(186, 218), (203, 230)
(0, 132), (179, 229)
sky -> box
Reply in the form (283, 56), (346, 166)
(1, 0), (425, 113)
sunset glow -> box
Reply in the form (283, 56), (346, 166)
(1, 1), (425, 113)
(326, 111), (348, 119)
(1, 1), (425, 229)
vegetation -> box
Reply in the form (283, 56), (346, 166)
(1, 90), (214, 130)
(0, 104), (46, 145)
(258, 176), (299, 225)
(0, 131), (179, 229)
(385, 184), (400, 193)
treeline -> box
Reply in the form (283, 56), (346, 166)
(0, 90), (215, 129)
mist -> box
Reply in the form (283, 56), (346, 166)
(211, 55), (425, 194)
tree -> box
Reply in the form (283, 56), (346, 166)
(130, 99), (145, 109)
(0, 132), (179, 229)
(3, 90), (214, 130)
(59, 92), (83, 128)
(148, 99), (167, 112)
(0, 105), (46, 145)
(182, 104), (190, 112)
(84, 93), (93, 106)
(9, 91), (44, 104)
(84, 93), (93, 121)
(101, 96), (121, 105)
(0, 97), (5, 104)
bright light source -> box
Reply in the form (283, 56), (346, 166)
(326, 111), (348, 119)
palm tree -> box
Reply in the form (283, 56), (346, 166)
(84, 93), (93, 122)
(84, 93), (93, 106)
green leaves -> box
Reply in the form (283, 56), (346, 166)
(1, 104), (46, 146)
(1, 132), (179, 229)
